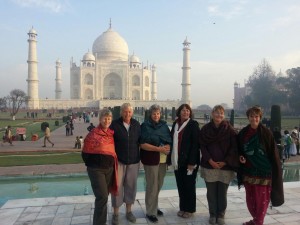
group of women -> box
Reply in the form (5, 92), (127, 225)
(81, 104), (284, 225)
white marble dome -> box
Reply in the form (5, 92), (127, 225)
(92, 28), (128, 61)
(130, 54), (140, 63)
(83, 52), (95, 61)
(28, 27), (37, 35)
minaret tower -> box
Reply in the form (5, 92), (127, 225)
(181, 37), (191, 106)
(26, 27), (39, 109)
(151, 64), (157, 100)
(55, 59), (62, 99)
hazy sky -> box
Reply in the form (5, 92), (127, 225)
(1, 0), (300, 108)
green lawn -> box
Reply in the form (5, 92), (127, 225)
(1, 113), (300, 167)
(0, 111), (66, 141)
(0, 151), (83, 167)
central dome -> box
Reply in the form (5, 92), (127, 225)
(92, 28), (129, 61)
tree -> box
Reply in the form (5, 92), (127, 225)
(286, 67), (300, 114)
(0, 97), (7, 112)
(245, 59), (279, 111)
(6, 89), (28, 118)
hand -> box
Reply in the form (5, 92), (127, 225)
(159, 145), (170, 155)
(209, 159), (220, 169)
(163, 144), (171, 151)
(240, 156), (246, 164)
(216, 162), (226, 168)
(187, 164), (195, 171)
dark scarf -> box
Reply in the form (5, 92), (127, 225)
(140, 119), (172, 146)
(199, 120), (234, 145)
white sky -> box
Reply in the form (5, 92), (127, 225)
(1, 0), (300, 108)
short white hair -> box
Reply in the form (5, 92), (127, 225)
(120, 103), (133, 114)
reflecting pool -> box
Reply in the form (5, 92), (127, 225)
(0, 165), (299, 207)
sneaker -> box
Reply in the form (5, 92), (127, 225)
(112, 214), (119, 225)
(157, 209), (164, 216)
(146, 215), (158, 223)
(126, 212), (136, 223)
(217, 217), (225, 225)
(209, 217), (216, 224)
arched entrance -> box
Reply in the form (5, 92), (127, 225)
(103, 73), (122, 99)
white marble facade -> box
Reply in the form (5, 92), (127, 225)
(26, 24), (190, 109)
(70, 26), (152, 102)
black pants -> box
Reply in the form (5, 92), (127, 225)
(87, 167), (114, 225)
(205, 181), (229, 218)
(174, 165), (199, 213)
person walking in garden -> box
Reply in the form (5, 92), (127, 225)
(283, 130), (292, 160)
(65, 122), (70, 136)
(70, 120), (74, 135)
(42, 124), (54, 147)
(2, 125), (13, 146)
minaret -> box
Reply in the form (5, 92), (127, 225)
(55, 59), (62, 99)
(151, 64), (157, 100)
(181, 37), (191, 106)
(26, 27), (39, 109)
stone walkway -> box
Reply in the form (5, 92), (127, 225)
(1, 117), (300, 224)
(1, 182), (300, 225)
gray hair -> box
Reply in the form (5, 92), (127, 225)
(99, 108), (112, 119)
(149, 104), (161, 116)
(120, 103), (133, 114)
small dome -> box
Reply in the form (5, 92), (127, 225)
(92, 28), (128, 61)
(28, 27), (37, 35)
(130, 54), (140, 63)
(83, 52), (95, 61)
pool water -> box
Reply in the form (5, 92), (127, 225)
(0, 165), (299, 207)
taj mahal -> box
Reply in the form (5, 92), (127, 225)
(26, 23), (192, 110)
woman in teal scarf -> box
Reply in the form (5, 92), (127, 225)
(140, 104), (172, 223)
(238, 106), (284, 225)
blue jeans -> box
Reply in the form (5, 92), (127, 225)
(284, 145), (291, 159)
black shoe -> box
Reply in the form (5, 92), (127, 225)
(146, 215), (158, 223)
(157, 209), (164, 216)
(42, 145), (46, 147)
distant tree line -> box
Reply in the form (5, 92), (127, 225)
(242, 59), (300, 115)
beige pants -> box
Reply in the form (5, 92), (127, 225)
(144, 163), (167, 215)
(111, 161), (140, 207)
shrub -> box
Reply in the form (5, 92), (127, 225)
(62, 116), (69, 123)
(55, 120), (59, 126)
(41, 122), (49, 131)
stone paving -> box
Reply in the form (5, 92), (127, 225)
(1, 117), (300, 224)
(1, 183), (300, 225)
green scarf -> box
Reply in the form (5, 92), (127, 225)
(241, 132), (272, 178)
